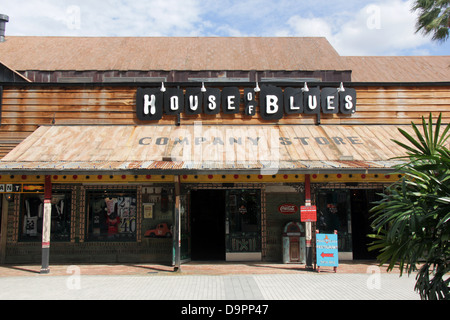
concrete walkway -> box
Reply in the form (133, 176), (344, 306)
(0, 261), (421, 300)
(0, 273), (419, 300)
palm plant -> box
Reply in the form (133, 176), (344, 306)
(412, 0), (450, 42)
(369, 113), (450, 300)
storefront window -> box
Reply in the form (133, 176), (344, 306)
(316, 190), (352, 252)
(86, 190), (137, 241)
(19, 191), (72, 242)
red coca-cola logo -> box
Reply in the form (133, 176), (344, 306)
(278, 203), (298, 214)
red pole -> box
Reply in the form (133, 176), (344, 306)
(40, 175), (52, 274)
(305, 174), (313, 268)
(305, 174), (311, 204)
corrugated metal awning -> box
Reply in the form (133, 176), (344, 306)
(0, 125), (410, 174)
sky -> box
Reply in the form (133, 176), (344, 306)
(1, 0), (449, 56)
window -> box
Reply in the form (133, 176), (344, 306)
(188, 77), (250, 82)
(86, 190), (137, 241)
(19, 191), (72, 242)
(316, 190), (352, 252)
(103, 77), (166, 83)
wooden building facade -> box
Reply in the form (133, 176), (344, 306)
(0, 37), (449, 268)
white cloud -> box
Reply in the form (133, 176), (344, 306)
(1, 0), (446, 55)
(333, 0), (431, 55)
(281, 0), (432, 56)
(285, 15), (333, 39)
(213, 25), (247, 37)
(1, 0), (70, 35)
(1, 0), (204, 36)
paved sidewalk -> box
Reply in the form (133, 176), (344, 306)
(0, 261), (421, 300)
(0, 273), (419, 300)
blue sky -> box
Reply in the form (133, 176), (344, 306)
(1, 0), (449, 56)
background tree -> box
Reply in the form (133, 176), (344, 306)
(369, 113), (450, 300)
(412, 0), (450, 42)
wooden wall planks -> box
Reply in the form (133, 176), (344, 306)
(0, 85), (449, 158)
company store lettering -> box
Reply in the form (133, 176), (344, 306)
(136, 84), (357, 121)
(138, 135), (364, 146)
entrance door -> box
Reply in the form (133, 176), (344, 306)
(190, 190), (226, 260)
(225, 189), (261, 259)
(350, 189), (381, 260)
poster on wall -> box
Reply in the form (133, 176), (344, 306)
(143, 203), (154, 219)
(117, 196), (137, 234)
(278, 203), (298, 215)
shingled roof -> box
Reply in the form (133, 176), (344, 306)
(0, 36), (345, 72)
(343, 56), (450, 83)
(0, 36), (449, 83)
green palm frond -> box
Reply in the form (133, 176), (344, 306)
(412, 0), (450, 42)
(368, 112), (450, 300)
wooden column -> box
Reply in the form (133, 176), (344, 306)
(40, 175), (52, 274)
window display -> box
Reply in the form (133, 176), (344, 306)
(86, 190), (137, 241)
(20, 191), (71, 242)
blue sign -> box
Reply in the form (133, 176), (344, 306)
(316, 233), (339, 267)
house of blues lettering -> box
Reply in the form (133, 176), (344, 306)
(136, 84), (357, 121)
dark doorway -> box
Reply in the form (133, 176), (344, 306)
(350, 189), (382, 260)
(190, 190), (226, 260)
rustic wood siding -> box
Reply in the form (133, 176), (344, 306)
(1, 85), (449, 158)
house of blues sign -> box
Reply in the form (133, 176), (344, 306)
(136, 84), (357, 121)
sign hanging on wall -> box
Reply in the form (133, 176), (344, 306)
(136, 84), (357, 121)
(0, 183), (45, 193)
(278, 203), (298, 215)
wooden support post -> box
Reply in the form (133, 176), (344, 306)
(40, 175), (52, 274)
